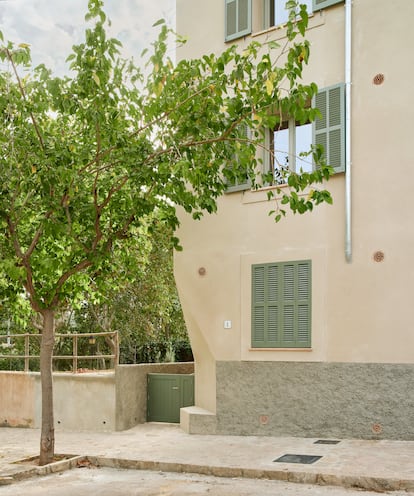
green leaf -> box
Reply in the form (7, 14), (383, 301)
(152, 18), (165, 27)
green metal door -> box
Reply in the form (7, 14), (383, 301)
(147, 373), (194, 423)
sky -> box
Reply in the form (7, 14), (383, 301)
(0, 0), (175, 75)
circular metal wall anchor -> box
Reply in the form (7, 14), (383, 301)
(373, 251), (385, 262)
(373, 73), (385, 85)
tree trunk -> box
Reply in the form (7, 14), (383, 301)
(39, 308), (55, 466)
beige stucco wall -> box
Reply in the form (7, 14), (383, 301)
(0, 372), (37, 427)
(0, 371), (116, 431)
(53, 372), (116, 430)
(0, 363), (195, 432)
(175, 0), (414, 413)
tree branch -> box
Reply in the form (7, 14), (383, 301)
(77, 84), (219, 176)
(51, 259), (93, 308)
(5, 48), (45, 150)
(24, 211), (52, 260)
(6, 216), (41, 312)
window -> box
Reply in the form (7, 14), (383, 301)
(252, 260), (311, 348)
(270, 119), (313, 184)
(226, 171), (251, 192)
(225, 0), (344, 41)
(263, 0), (313, 29)
(265, 83), (345, 183)
(225, 0), (252, 41)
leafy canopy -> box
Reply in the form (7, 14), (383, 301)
(0, 0), (332, 315)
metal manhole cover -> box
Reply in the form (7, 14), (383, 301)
(314, 439), (340, 445)
(273, 454), (322, 464)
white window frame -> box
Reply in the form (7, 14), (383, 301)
(263, 0), (313, 30)
(266, 118), (313, 184)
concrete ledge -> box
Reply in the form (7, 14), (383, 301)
(3, 452), (414, 493)
(3, 455), (85, 482)
(86, 456), (414, 493)
(180, 406), (217, 434)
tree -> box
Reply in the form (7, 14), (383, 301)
(0, 0), (332, 464)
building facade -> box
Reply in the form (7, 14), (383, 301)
(175, 0), (414, 439)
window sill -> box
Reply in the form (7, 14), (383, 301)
(249, 347), (312, 351)
(241, 182), (291, 205)
(241, 171), (343, 205)
(251, 11), (325, 41)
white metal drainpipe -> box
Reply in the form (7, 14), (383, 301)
(345, 0), (352, 263)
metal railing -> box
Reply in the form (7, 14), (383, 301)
(0, 331), (119, 373)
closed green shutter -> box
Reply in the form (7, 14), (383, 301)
(225, 0), (252, 42)
(313, 83), (345, 173)
(313, 0), (344, 11)
(252, 260), (311, 348)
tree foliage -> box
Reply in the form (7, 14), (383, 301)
(0, 0), (332, 464)
(72, 220), (189, 364)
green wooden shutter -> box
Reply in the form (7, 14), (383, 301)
(252, 265), (266, 344)
(313, 0), (344, 11)
(252, 260), (311, 348)
(225, 0), (252, 42)
(313, 83), (345, 173)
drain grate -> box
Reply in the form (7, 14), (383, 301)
(273, 454), (322, 464)
(314, 439), (340, 445)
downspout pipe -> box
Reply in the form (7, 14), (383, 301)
(345, 0), (352, 263)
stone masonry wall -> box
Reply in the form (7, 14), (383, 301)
(215, 361), (414, 440)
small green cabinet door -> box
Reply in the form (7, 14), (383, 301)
(147, 373), (194, 423)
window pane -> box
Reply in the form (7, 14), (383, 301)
(302, 0), (313, 15)
(273, 127), (289, 184)
(274, 0), (312, 27)
(226, 1), (237, 37)
(274, 0), (289, 25)
(296, 123), (312, 172)
(239, 0), (249, 31)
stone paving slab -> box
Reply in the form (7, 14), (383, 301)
(1, 424), (414, 492)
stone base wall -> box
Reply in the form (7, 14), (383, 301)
(214, 361), (414, 440)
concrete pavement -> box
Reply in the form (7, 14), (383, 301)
(1, 423), (414, 492)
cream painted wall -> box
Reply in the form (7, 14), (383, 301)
(175, 0), (414, 412)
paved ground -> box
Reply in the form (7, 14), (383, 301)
(1, 423), (414, 494)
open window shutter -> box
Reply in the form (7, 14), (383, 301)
(225, 0), (252, 42)
(313, 83), (345, 173)
(313, 0), (344, 11)
(252, 261), (311, 348)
